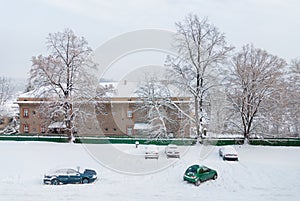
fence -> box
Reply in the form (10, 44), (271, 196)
(1, 134), (300, 146)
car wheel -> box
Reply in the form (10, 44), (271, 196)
(195, 180), (201, 186)
(213, 174), (218, 180)
(51, 179), (59, 185)
(82, 178), (89, 184)
(223, 157), (226, 161)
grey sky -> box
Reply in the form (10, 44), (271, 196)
(0, 0), (299, 79)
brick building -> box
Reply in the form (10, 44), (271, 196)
(15, 81), (192, 137)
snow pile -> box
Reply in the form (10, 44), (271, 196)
(0, 141), (299, 201)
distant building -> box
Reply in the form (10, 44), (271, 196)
(15, 81), (192, 138)
(15, 96), (45, 134)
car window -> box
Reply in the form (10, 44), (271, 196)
(203, 167), (210, 173)
(199, 168), (204, 173)
(188, 166), (198, 174)
(55, 169), (68, 174)
(67, 169), (78, 175)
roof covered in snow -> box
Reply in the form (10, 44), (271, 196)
(17, 80), (190, 100)
(100, 80), (190, 98)
(18, 86), (60, 99)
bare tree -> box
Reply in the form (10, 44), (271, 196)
(134, 76), (180, 139)
(255, 80), (290, 137)
(0, 76), (14, 116)
(0, 76), (13, 106)
(287, 59), (300, 135)
(291, 59), (300, 85)
(29, 28), (98, 140)
(225, 44), (286, 142)
(166, 14), (233, 142)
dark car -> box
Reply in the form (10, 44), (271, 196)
(43, 168), (97, 185)
(183, 164), (217, 186)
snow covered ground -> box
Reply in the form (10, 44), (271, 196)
(0, 141), (299, 201)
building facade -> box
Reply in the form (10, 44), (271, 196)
(16, 97), (191, 137)
(15, 82), (192, 138)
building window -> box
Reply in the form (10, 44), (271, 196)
(23, 124), (29, 133)
(127, 127), (133, 135)
(23, 108), (29, 118)
(41, 126), (45, 133)
(127, 110), (133, 118)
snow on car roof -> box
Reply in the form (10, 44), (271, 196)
(221, 146), (238, 153)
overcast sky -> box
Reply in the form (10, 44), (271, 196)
(0, 0), (299, 79)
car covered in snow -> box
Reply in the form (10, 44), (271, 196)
(219, 146), (239, 161)
(43, 168), (97, 185)
(165, 144), (180, 158)
(145, 145), (159, 159)
(183, 164), (218, 186)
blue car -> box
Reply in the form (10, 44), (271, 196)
(43, 168), (97, 185)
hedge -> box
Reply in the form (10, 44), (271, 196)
(1, 134), (300, 146)
(0, 135), (69, 143)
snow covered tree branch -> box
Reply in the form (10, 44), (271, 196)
(0, 76), (14, 116)
(29, 28), (99, 141)
(165, 14), (233, 143)
(134, 76), (180, 139)
(225, 44), (286, 142)
(0, 76), (13, 107)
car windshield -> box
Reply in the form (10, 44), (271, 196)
(146, 145), (158, 151)
(187, 166), (198, 174)
(84, 169), (96, 175)
(224, 147), (237, 154)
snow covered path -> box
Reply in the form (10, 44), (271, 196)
(0, 141), (299, 201)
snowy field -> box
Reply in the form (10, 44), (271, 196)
(0, 141), (299, 201)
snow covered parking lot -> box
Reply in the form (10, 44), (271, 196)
(0, 141), (299, 201)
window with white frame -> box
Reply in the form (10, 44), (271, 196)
(41, 126), (45, 133)
(23, 108), (29, 118)
(23, 124), (29, 133)
(127, 127), (133, 135)
(127, 110), (133, 118)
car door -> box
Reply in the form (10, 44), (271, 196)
(56, 169), (69, 184)
(67, 169), (81, 184)
(202, 167), (213, 181)
(198, 168), (206, 181)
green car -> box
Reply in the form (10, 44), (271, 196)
(183, 164), (218, 186)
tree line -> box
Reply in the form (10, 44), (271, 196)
(137, 14), (300, 143)
(2, 13), (298, 142)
